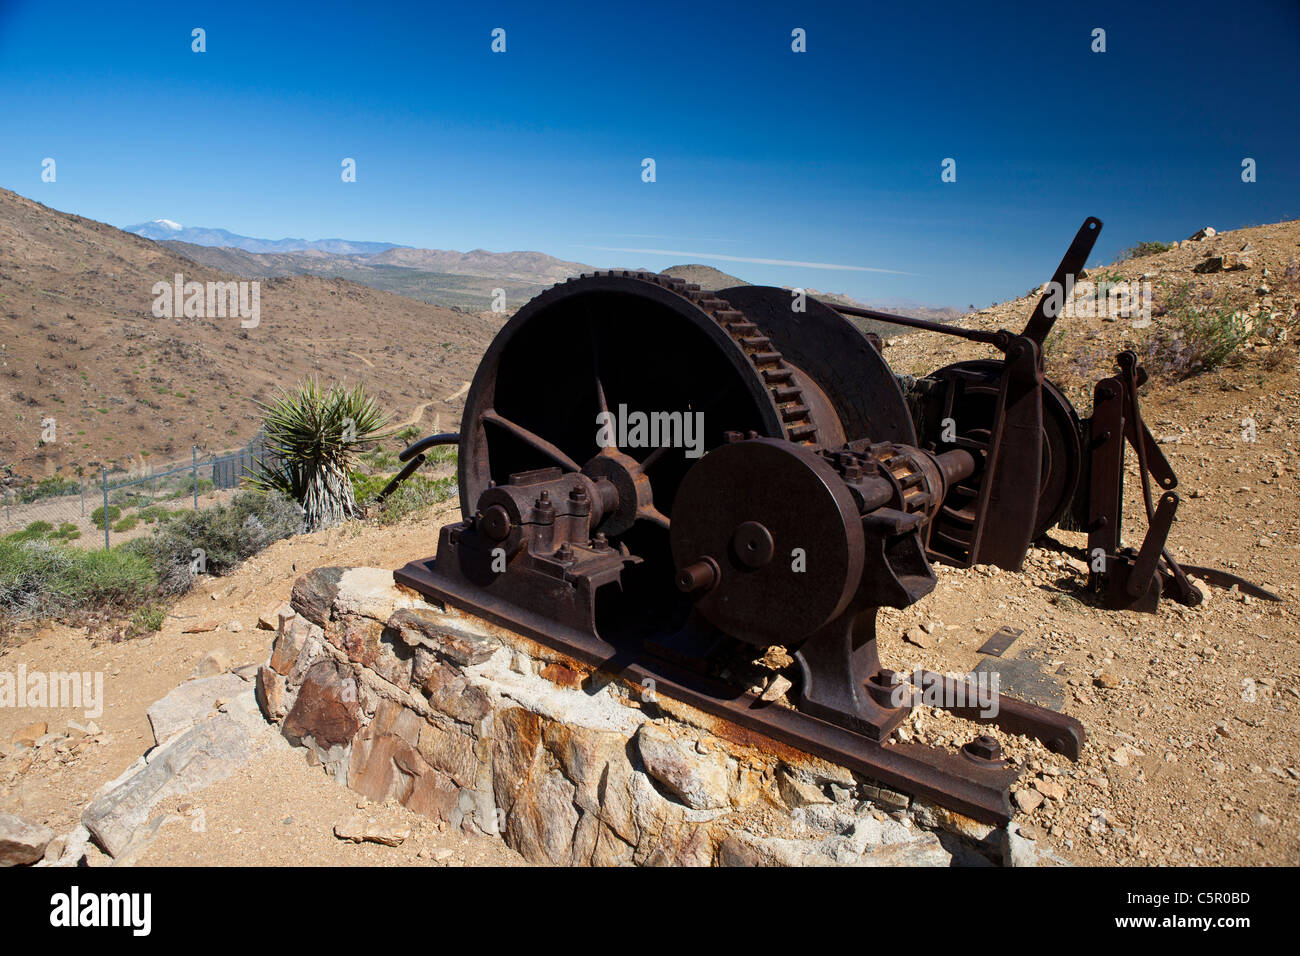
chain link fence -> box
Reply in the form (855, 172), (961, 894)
(1, 435), (280, 549)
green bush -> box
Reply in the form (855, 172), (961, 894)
(370, 476), (457, 526)
(130, 604), (166, 633)
(1142, 282), (1254, 378)
(121, 490), (304, 596)
(4, 521), (54, 543)
(167, 477), (213, 499)
(1119, 241), (1172, 261)
(349, 471), (391, 504)
(49, 522), (81, 543)
(91, 505), (121, 529)
(113, 515), (139, 532)
(68, 548), (158, 608)
(0, 539), (157, 621)
(17, 476), (80, 504)
(109, 490), (150, 509)
(360, 449), (399, 471)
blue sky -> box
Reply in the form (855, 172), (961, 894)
(1, 0), (1297, 307)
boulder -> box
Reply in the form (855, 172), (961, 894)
(634, 723), (730, 811)
(255, 666), (287, 721)
(0, 813), (55, 866)
(191, 648), (232, 678)
(290, 566), (347, 627)
(258, 600), (295, 630)
(269, 616), (318, 675)
(281, 660), (361, 753)
(333, 567), (426, 623)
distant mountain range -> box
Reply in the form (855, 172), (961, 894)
(125, 219), (963, 323)
(124, 219), (402, 256)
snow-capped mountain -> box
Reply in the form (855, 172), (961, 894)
(123, 220), (402, 255)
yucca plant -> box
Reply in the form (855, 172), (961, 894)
(248, 379), (391, 530)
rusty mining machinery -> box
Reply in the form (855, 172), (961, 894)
(389, 217), (1278, 823)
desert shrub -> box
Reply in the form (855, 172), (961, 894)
(427, 443), (458, 464)
(1119, 241), (1172, 261)
(17, 476), (80, 504)
(109, 490), (150, 508)
(350, 471), (391, 504)
(0, 539), (156, 621)
(113, 515), (139, 532)
(370, 475), (457, 526)
(129, 604), (166, 634)
(49, 522), (81, 543)
(122, 490), (304, 596)
(1142, 282), (1253, 378)
(4, 521), (54, 544)
(91, 504), (121, 529)
(359, 449), (399, 471)
(67, 548), (158, 608)
(167, 477), (213, 499)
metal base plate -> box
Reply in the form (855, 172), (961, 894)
(395, 556), (1033, 823)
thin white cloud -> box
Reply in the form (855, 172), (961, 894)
(584, 246), (918, 275)
(594, 233), (747, 244)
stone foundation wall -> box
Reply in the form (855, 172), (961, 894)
(256, 565), (1026, 867)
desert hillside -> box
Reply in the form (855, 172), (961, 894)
(158, 239), (595, 312)
(0, 189), (502, 479)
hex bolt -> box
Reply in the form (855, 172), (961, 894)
(963, 735), (1002, 761)
(877, 669), (901, 688)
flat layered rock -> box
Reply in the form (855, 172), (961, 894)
(146, 673), (249, 747)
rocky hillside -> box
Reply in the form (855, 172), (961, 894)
(881, 220), (1300, 408)
(0, 188), (502, 480)
(164, 241), (597, 311)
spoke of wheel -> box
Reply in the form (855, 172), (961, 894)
(640, 444), (675, 471)
(481, 410), (581, 472)
(588, 316), (610, 419)
(637, 504), (671, 530)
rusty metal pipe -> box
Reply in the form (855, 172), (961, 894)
(824, 301), (1011, 348)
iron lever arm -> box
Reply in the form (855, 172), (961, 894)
(1020, 216), (1104, 346)
(374, 432), (462, 507)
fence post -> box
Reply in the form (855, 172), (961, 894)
(80, 478), (85, 516)
(102, 467), (110, 550)
(192, 445), (199, 509)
